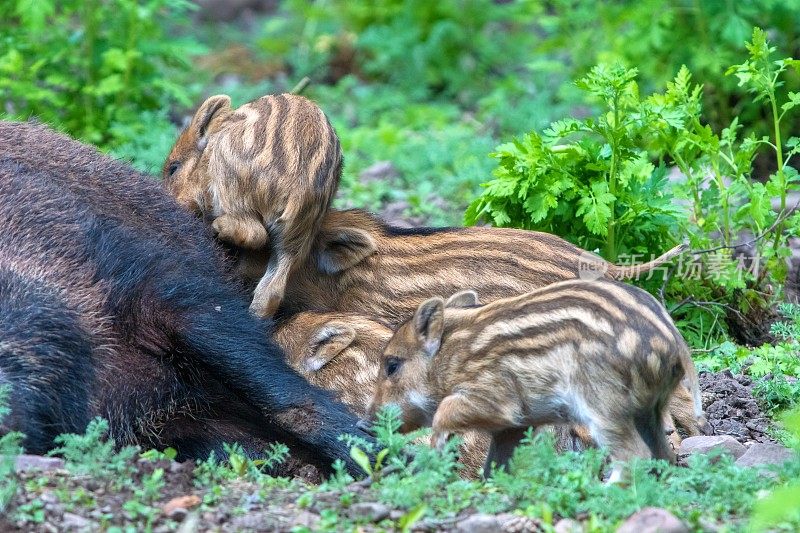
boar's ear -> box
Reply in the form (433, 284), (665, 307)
(445, 290), (479, 308)
(304, 323), (357, 373)
(413, 297), (445, 357)
(316, 227), (377, 274)
(190, 95), (232, 151)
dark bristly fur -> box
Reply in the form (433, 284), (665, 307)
(0, 121), (367, 473)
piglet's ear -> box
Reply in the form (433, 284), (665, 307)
(304, 323), (357, 373)
(413, 297), (444, 357)
(445, 290), (479, 308)
(190, 95), (232, 151)
(316, 227), (377, 274)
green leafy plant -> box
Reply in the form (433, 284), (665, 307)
(47, 417), (137, 485)
(530, 0), (800, 139)
(194, 441), (290, 490)
(0, 0), (203, 169)
(122, 467), (164, 529)
(0, 385), (23, 513)
(468, 28), (799, 346)
(466, 64), (682, 261)
(650, 32), (799, 344)
(751, 409), (800, 530)
(329, 407), (776, 529)
(726, 28), (800, 249)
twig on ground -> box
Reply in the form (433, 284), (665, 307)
(669, 298), (750, 325)
(348, 463), (402, 490)
(659, 263), (678, 307)
(291, 76), (311, 95)
(691, 196), (800, 255)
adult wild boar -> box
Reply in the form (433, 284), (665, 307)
(0, 121), (367, 471)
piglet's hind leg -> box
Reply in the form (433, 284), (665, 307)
(484, 427), (529, 478)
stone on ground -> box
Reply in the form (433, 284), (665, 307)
(678, 435), (747, 459)
(616, 507), (688, 533)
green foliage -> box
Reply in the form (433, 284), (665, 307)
(531, 0), (800, 139)
(323, 408), (776, 529)
(468, 28), (799, 346)
(47, 418), (138, 484)
(262, 0), (540, 100)
(0, 0), (202, 169)
(661, 29), (800, 347)
(751, 409), (800, 530)
(107, 109), (181, 174)
(122, 467), (164, 528)
(488, 431), (769, 528)
(466, 64), (682, 261)
(0, 385), (23, 513)
(194, 442), (290, 487)
(726, 28), (800, 239)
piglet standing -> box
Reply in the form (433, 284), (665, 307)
(367, 281), (702, 479)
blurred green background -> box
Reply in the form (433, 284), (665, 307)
(4, 5), (800, 522)
(2, 0), (797, 226)
(3, 0), (800, 350)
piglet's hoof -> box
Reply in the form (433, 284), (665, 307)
(430, 431), (450, 450)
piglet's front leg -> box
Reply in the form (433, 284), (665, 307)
(430, 392), (516, 449)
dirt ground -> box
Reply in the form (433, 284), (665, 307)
(700, 370), (776, 445)
(3, 370), (779, 532)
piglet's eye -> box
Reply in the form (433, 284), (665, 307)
(385, 357), (402, 378)
(167, 161), (181, 177)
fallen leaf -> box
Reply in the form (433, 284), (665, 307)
(162, 495), (201, 515)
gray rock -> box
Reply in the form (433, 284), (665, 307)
(457, 514), (502, 533)
(497, 513), (540, 532)
(40, 491), (59, 504)
(167, 507), (189, 522)
(229, 511), (284, 531)
(554, 518), (583, 533)
(736, 443), (794, 472)
(380, 201), (417, 228)
(349, 502), (390, 522)
(176, 512), (200, 533)
(616, 507), (688, 533)
(678, 435), (746, 459)
(294, 511), (321, 529)
(61, 512), (92, 531)
(14, 454), (65, 472)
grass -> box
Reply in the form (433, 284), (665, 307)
(3, 4), (800, 531)
(4, 403), (800, 532)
